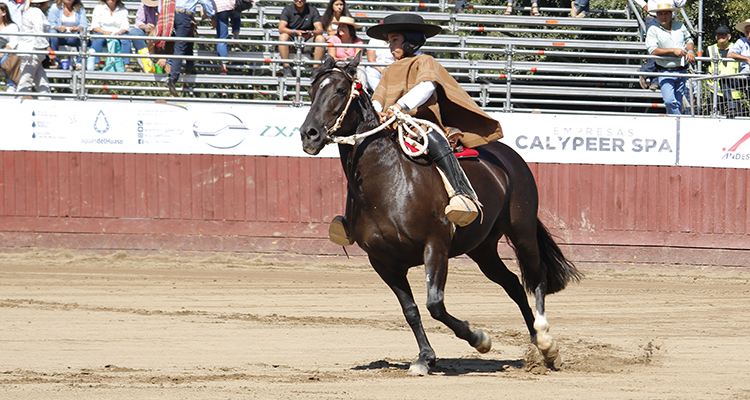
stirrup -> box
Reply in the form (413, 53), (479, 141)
(328, 215), (354, 246)
(445, 194), (479, 227)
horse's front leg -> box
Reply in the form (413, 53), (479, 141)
(423, 244), (492, 355)
(370, 258), (435, 376)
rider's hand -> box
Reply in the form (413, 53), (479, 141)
(377, 111), (387, 124)
(385, 104), (403, 120)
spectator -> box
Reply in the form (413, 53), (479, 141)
(365, 37), (393, 92)
(321, 0), (350, 37)
(17, 0), (51, 97)
(570, 0), (588, 18)
(504, 1), (541, 17)
(0, 0), (23, 26)
(0, 2), (20, 91)
(277, 0), (325, 78)
(636, 0), (687, 90)
(214, 0), (238, 74)
(165, 0), (216, 96)
(47, 0), (87, 69)
(326, 16), (361, 61)
(728, 19), (750, 73)
(90, 0), (132, 71)
(645, 2), (694, 115)
(127, 0), (158, 71)
(707, 25), (741, 117)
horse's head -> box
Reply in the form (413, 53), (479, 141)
(300, 53), (364, 155)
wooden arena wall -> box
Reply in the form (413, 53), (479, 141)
(0, 151), (748, 267)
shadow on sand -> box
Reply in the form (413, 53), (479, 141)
(352, 358), (524, 376)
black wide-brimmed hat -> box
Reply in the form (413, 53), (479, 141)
(366, 13), (442, 41)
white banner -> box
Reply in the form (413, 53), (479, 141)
(2, 99), (748, 169)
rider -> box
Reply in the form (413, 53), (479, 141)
(328, 13), (504, 246)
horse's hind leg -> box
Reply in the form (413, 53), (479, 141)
(467, 241), (536, 340)
(370, 258), (435, 376)
(423, 243), (492, 355)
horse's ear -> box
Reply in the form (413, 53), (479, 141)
(349, 51), (362, 69)
(321, 54), (336, 70)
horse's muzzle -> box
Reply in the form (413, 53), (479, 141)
(300, 124), (327, 155)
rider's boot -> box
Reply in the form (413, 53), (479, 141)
(426, 129), (480, 227)
(329, 215), (355, 246)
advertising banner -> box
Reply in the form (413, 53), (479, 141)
(1, 99), (748, 169)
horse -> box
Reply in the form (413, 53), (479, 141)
(299, 54), (581, 375)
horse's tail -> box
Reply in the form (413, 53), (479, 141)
(529, 219), (582, 294)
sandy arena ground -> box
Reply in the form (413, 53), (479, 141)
(1, 250), (749, 399)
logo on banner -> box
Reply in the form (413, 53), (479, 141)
(193, 112), (250, 149)
(721, 130), (750, 161)
(93, 110), (110, 134)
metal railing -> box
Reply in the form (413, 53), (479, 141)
(689, 73), (750, 118)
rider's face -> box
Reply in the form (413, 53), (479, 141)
(386, 33), (405, 60)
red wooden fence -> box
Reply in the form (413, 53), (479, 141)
(1, 151), (748, 266)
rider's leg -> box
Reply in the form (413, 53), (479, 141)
(426, 129), (479, 227)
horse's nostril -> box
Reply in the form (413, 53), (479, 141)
(307, 128), (319, 139)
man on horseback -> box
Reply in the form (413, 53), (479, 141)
(328, 13), (504, 246)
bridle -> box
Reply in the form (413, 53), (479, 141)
(313, 67), (442, 158)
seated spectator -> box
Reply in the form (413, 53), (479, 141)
(365, 37), (394, 92)
(0, 2), (20, 91)
(326, 16), (365, 85)
(0, 0), (23, 26)
(504, 1), (541, 17)
(277, 0), (325, 78)
(47, 0), (87, 69)
(127, 0), (158, 71)
(707, 25), (741, 117)
(90, 0), (132, 71)
(646, 2), (694, 115)
(321, 0), (350, 37)
(17, 0), (52, 97)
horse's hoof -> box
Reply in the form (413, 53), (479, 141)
(546, 352), (563, 370)
(472, 328), (492, 353)
(407, 362), (430, 376)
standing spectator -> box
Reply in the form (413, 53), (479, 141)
(707, 25), (740, 117)
(89, 0), (133, 71)
(570, 0), (588, 18)
(728, 19), (750, 73)
(17, 0), (51, 97)
(277, 0), (325, 78)
(365, 37), (393, 92)
(636, 0), (687, 90)
(165, 0), (215, 96)
(645, 2), (694, 115)
(321, 0), (350, 37)
(214, 0), (238, 74)
(504, 1), (541, 17)
(0, 2), (20, 91)
(128, 0), (158, 70)
(47, 0), (87, 69)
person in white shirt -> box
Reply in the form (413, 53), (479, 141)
(17, 0), (52, 97)
(0, 2), (20, 91)
(365, 38), (394, 92)
(636, 0), (688, 90)
(89, 0), (132, 70)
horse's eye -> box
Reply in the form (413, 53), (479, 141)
(336, 87), (348, 96)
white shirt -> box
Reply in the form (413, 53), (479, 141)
(369, 39), (395, 65)
(17, 7), (49, 51)
(90, 4), (130, 33)
(1, 22), (19, 50)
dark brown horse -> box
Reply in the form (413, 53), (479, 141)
(300, 54), (581, 375)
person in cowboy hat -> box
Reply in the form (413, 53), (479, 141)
(729, 19), (750, 74)
(360, 14), (501, 229)
(16, 0), (52, 97)
(326, 16), (362, 61)
(645, 1), (694, 114)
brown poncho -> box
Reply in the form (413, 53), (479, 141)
(372, 54), (503, 148)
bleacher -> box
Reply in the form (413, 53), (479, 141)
(1, 0), (722, 115)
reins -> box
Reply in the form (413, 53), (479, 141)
(321, 68), (444, 158)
